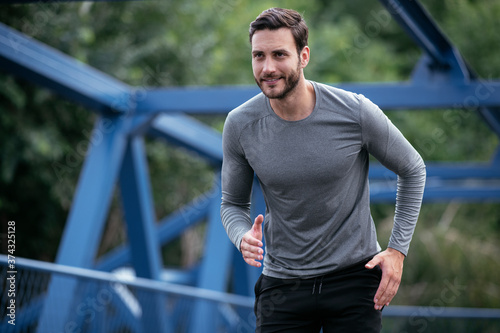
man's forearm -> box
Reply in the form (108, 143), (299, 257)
(220, 200), (253, 251)
(388, 162), (426, 255)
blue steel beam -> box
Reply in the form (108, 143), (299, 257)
(378, 0), (465, 71)
(410, 53), (467, 85)
(119, 137), (163, 280)
(136, 81), (500, 114)
(190, 178), (234, 333)
(37, 115), (129, 333)
(136, 86), (261, 114)
(378, 0), (500, 136)
(370, 160), (500, 202)
(2, 21), (499, 118)
(95, 192), (211, 273)
(0, 3), (497, 113)
(371, 183), (500, 203)
(0, 255), (255, 309)
(0, 22), (131, 114)
(4, 255), (500, 331)
(147, 113), (223, 166)
(52, 116), (129, 265)
(334, 81), (500, 111)
(370, 162), (500, 180)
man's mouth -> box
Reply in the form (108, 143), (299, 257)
(262, 77), (282, 85)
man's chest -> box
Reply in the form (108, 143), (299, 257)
(240, 119), (363, 188)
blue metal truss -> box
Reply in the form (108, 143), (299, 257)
(379, 0), (500, 136)
(1, 1), (500, 332)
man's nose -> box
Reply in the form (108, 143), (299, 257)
(262, 58), (276, 74)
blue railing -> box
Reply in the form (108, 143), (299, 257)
(0, 255), (255, 332)
(1, 255), (499, 332)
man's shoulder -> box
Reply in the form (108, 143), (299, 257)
(225, 93), (268, 129)
(314, 81), (363, 108)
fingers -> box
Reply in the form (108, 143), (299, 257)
(241, 215), (265, 268)
(373, 271), (400, 310)
(251, 214), (264, 241)
(241, 235), (263, 259)
(254, 214), (264, 227)
(365, 257), (380, 270)
(244, 257), (262, 268)
(368, 250), (404, 310)
(242, 233), (263, 248)
(241, 240), (263, 267)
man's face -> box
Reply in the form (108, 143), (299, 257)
(251, 28), (304, 100)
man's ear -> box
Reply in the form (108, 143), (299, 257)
(300, 46), (310, 68)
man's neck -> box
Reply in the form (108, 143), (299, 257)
(270, 78), (316, 121)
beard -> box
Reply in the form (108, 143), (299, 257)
(255, 60), (301, 100)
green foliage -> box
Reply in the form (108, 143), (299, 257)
(0, 0), (499, 316)
(375, 203), (500, 308)
(387, 109), (498, 162)
(0, 74), (94, 260)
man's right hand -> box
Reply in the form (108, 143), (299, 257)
(240, 214), (264, 267)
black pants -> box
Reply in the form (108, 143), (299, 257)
(254, 259), (383, 333)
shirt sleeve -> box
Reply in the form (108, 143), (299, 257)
(360, 95), (426, 256)
(220, 112), (255, 251)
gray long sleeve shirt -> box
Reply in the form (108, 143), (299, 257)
(221, 81), (426, 279)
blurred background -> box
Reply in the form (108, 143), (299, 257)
(0, 0), (499, 332)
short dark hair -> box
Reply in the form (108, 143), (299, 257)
(249, 8), (309, 55)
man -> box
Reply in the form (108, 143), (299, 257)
(221, 7), (426, 333)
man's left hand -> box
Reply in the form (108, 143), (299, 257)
(365, 248), (405, 310)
